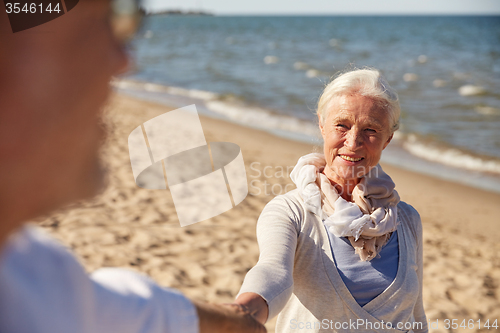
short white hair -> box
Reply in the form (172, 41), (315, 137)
(317, 68), (401, 133)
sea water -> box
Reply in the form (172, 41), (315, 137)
(117, 15), (500, 192)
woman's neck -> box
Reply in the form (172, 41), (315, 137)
(323, 170), (361, 202)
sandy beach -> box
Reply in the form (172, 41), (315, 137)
(36, 94), (500, 332)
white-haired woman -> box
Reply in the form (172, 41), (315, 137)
(233, 69), (427, 333)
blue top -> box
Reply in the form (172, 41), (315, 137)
(326, 228), (399, 307)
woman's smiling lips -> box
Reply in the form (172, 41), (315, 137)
(338, 154), (364, 163)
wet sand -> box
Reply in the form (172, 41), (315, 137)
(37, 94), (500, 332)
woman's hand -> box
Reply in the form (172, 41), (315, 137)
(193, 300), (267, 333)
(233, 292), (269, 325)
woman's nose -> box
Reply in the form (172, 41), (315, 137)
(344, 129), (362, 150)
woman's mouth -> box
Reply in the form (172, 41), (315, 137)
(339, 155), (364, 162)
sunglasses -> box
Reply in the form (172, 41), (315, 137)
(111, 0), (144, 42)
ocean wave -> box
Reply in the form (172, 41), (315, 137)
(112, 79), (219, 101)
(205, 100), (320, 138)
(403, 134), (500, 175)
(475, 106), (500, 116)
(113, 78), (321, 140)
(458, 85), (487, 97)
(113, 78), (500, 179)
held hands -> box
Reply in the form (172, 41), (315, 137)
(233, 292), (269, 325)
(194, 300), (267, 333)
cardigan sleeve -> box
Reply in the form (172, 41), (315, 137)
(236, 194), (302, 322)
(403, 203), (428, 333)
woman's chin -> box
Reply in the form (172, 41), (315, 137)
(329, 165), (371, 182)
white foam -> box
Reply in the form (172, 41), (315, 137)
(112, 79), (219, 101)
(168, 87), (218, 101)
(433, 79), (447, 88)
(112, 79), (143, 90)
(475, 106), (500, 116)
(403, 135), (500, 174)
(293, 61), (309, 70)
(264, 56), (279, 64)
(403, 73), (419, 82)
(417, 55), (428, 64)
(306, 69), (321, 78)
(459, 85), (487, 96)
(205, 100), (320, 138)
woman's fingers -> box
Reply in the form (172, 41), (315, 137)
(194, 300), (267, 333)
(234, 292), (269, 324)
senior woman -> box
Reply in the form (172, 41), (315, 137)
(233, 69), (427, 333)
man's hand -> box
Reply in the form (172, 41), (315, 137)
(193, 300), (267, 333)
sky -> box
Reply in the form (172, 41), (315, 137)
(143, 0), (500, 15)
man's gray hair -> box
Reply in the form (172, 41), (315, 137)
(317, 68), (401, 133)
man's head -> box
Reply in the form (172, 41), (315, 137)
(0, 0), (138, 245)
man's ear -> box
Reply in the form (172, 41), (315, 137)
(383, 133), (394, 150)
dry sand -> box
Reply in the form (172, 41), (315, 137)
(37, 94), (500, 332)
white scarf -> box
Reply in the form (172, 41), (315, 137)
(290, 153), (400, 261)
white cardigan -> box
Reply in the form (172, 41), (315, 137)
(238, 189), (428, 333)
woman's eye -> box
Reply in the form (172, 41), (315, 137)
(365, 128), (376, 133)
(336, 124), (348, 129)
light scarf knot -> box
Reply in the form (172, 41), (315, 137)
(290, 153), (400, 261)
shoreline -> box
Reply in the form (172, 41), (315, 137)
(114, 80), (500, 194)
(38, 93), (500, 332)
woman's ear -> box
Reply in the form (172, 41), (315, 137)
(318, 114), (325, 137)
(383, 133), (394, 150)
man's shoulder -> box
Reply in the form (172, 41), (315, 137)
(2, 225), (72, 260)
(1, 225), (85, 283)
(0, 225), (95, 332)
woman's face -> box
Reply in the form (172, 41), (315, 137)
(319, 94), (393, 185)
